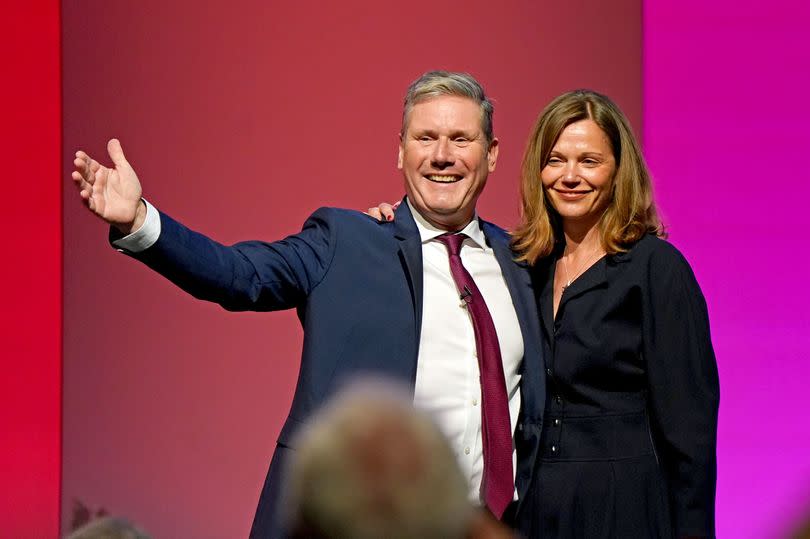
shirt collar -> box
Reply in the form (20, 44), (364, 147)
(405, 199), (488, 249)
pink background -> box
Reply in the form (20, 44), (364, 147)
(60, 1), (641, 538)
(644, 1), (810, 537)
(24, 1), (803, 538)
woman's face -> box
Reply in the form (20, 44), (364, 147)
(540, 119), (616, 228)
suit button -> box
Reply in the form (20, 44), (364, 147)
(551, 445), (558, 453)
(554, 419), (561, 426)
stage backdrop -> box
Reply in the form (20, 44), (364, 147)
(644, 1), (810, 537)
(61, 1), (641, 537)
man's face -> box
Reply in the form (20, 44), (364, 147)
(398, 95), (498, 230)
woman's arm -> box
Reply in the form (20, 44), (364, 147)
(642, 240), (720, 538)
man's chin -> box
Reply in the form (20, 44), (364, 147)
(422, 207), (474, 231)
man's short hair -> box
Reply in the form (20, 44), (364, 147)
(66, 517), (151, 539)
(401, 70), (494, 145)
(287, 379), (473, 539)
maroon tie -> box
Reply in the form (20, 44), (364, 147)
(436, 233), (514, 519)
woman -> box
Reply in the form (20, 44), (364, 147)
(511, 90), (718, 539)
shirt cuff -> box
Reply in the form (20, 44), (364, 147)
(112, 199), (161, 252)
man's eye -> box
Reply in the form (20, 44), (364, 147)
(419, 136), (434, 142)
(453, 137), (469, 143)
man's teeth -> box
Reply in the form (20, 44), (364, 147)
(427, 175), (460, 183)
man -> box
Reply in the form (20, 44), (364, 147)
(287, 378), (515, 539)
(71, 71), (545, 538)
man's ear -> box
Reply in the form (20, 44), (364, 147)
(397, 133), (404, 170)
(487, 137), (499, 172)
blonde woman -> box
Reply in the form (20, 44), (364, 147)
(511, 90), (718, 539)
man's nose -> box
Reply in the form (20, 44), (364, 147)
(431, 138), (454, 168)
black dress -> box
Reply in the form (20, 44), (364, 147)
(522, 234), (719, 539)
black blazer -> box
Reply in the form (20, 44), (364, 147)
(525, 234), (719, 537)
(117, 200), (546, 538)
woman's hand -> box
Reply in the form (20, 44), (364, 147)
(364, 201), (399, 222)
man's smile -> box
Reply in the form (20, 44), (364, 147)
(426, 174), (463, 183)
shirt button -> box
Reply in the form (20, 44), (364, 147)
(464, 447), (471, 455)
(472, 398), (478, 406)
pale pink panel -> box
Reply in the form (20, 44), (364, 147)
(644, 2), (810, 537)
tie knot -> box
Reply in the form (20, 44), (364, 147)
(437, 233), (467, 256)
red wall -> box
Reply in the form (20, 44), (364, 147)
(61, 2), (642, 537)
(1, 1), (62, 538)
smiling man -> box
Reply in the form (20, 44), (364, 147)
(70, 71), (545, 539)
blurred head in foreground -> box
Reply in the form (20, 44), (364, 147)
(287, 379), (474, 539)
(65, 516), (150, 539)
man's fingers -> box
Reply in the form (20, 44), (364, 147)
(73, 152), (97, 184)
(107, 138), (128, 168)
(71, 170), (87, 189)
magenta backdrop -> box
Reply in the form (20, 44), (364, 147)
(61, 1), (641, 537)
(644, 1), (810, 537)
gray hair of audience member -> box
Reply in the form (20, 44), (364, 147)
(65, 516), (150, 539)
(287, 379), (473, 539)
(401, 70), (495, 146)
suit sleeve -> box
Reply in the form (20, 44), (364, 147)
(641, 243), (720, 538)
(115, 207), (338, 311)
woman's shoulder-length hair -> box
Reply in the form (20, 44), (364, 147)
(512, 89), (664, 264)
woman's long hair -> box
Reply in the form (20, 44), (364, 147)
(512, 90), (664, 264)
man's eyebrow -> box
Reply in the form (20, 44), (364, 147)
(450, 130), (479, 138)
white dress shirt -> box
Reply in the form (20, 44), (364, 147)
(407, 201), (523, 504)
(113, 199), (525, 504)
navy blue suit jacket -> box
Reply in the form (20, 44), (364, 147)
(119, 200), (546, 538)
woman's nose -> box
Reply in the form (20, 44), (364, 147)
(561, 163), (580, 185)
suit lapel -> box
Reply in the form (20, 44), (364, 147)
(482, 220), (546, 514)
(393, 201), (424, 348)
(558, 256), (608, 311)
(485, 224), (540, 363)
(537, 257), (556, 341)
